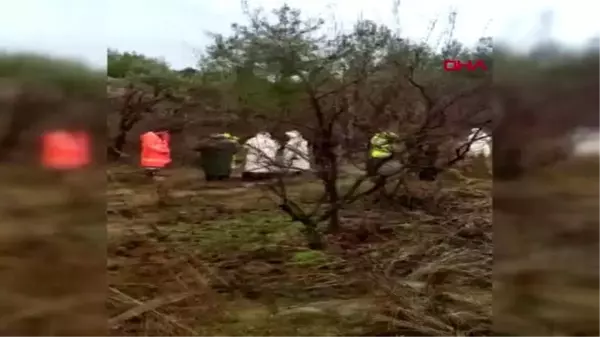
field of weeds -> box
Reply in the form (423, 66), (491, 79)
(107, 166), (492, 336)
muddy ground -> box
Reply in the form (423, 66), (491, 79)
(107, 165), (492, 336)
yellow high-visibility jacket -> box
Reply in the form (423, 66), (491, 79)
(222, 133), (239, 142)
(222, 133), (240, 167)
(369, 132), (397, 158)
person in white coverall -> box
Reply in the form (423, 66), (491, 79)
(283, 130), (310, 174)
(242, 132), (280, 181)
(467, 128), (491, 157)
(466, 128), (492, 175)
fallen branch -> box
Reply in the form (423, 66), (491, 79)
(108, 287), (197, 335)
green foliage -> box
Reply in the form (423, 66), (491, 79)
(107, 49), (171, 78)
(0, 52), (103, 97)
(177, 67), (199, 77)
(105, 5), (496, 123)
(195, 4), (493, 119)
(198, 5), (325, 114)
(107, 49), (207, 97)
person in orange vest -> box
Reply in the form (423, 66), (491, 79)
(140, 129), (171, 177)
(41, 130), (91, 170)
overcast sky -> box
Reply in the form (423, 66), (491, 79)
(0, 0), (597, 69)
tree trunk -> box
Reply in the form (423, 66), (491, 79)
(305, 225), (324, 250)
(109, 114), (138, 161)
(324, 147), (340, 233)
(109, 131), (128, 160)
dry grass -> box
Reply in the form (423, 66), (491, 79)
(107, 165), (493, 336)
(493, 156), (599, 336)
(0, 168), (106, 335)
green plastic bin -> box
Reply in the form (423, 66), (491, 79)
(198, 140), (238, 181)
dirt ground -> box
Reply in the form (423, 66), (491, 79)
(107, 165), (492, 336)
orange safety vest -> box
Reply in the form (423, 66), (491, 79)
(140, 132), (171, 168)
(41, 130), (90, 170)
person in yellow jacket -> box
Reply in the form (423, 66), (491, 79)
(367, 131), (398, 176)
(222, 133), (240, 169)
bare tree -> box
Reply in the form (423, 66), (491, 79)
(196, 4), (494, 249)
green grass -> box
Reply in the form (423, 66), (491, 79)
(290, 250), (330, 266)
(183, 211), (305, 254)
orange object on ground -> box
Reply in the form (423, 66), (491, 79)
(41, 130), (90, 170)
(140, 131), (171, 168)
